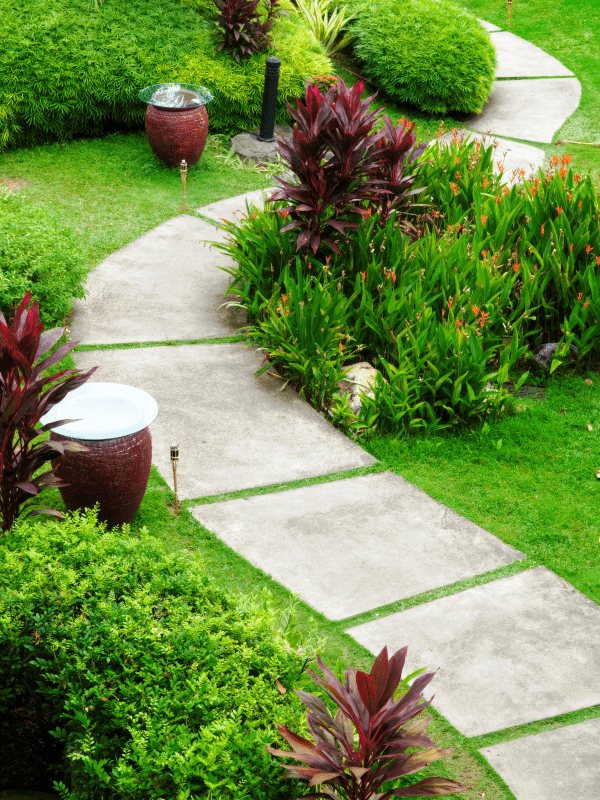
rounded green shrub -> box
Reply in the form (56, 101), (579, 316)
(0, 506), (309, 800)
(0, 0), (331, 150)
(0, 189), (89, 327)
(345, 0), (496, 115)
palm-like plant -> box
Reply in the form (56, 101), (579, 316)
(293, 0), (358, 57)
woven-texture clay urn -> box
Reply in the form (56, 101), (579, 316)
(40, 383), (159, 530)
(139, 83), (214, 168)
(145, 104), (209, 167)
(50, 428), (152, 529)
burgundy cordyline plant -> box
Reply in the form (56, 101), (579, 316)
(266, 77), (428, 256)
(266, 646), (468, 799)
(0, 291), (97, 534)
(211, 0), (287, 64)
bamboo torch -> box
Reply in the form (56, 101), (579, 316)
(170, 443), (180, 513)
(180, 159), (187, 211)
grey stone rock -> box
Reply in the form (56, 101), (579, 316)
(533, 342), (578, 369)
(326, 361), (388, 418)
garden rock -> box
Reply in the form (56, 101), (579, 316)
(328, 361), (387, 418)
(533, 342), (578, 369)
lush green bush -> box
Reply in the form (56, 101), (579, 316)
(0, 0), (331, 150)
(345, 0), (496, 115)
(212, 135), (600, 435)
(0, 190), (89, 327)
(0, 506), (310, 800)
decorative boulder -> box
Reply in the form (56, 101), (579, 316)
(327, 361), (388, 418)
(533, 342), (578, 369)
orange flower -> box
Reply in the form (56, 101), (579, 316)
(579, 201), (583, 210)
(447, 298), (453, 308)
(456, 318), (462, 328)
(513, 262), (520, 272)
(456, 156), (460, 167)
(481, 250), (488, 260)
(541, 224), (545, 235)
(339, 341), (344, 351)
(442, 308), (445, 317)
(557, 206), (563, 215)
(559, 168), (567, 179)
(584, 301), (590, 309)
(562, 154), (572, 166)
(361, 270), (366, 279)
(586, 245), (593, 254)
(596, 256), (600, 267)
(483, 177), (488, 188)
(495, 195), (501, 204)
(278, 209), (289, 219)
(570, 244), (574, 251)
(503, 186), (509, 196)
(551, 155), (559, 167)
(282, 294), (288, 303)
(578, 292), (583, 301)
(449, 182), (458, 195)
(392, 272), (396, 283)
(479, 310), (488, 327)
(471, 304), (480, 317)
(480, 215), (487, 226)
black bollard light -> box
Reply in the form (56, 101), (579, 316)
(257, 56), (281, 143)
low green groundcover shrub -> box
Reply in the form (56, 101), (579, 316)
(0, 507), (309, 800)
(0, 0), (331, 150)
(0, 189), (89, 327)
(345, 0), (496, 115)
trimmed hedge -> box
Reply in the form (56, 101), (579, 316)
(346, 0), (496, 115)
(0, 0), (331, 150)
(0, 189), (89, 328)
(0, 507), (308, 800)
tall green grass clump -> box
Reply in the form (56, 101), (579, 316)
(0, 0), (331, 150)
(0, 506), (310, 799)
(346, 0), (496, 115)
(0, 189), (89, 327)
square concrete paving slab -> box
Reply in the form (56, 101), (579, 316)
(463, 78), (581, 144)
(479, 718), (600, 800)
(491, 32), (574, 78)
(68, 215), (248, 345)
(71, 344), (378, 499)
(197, 187), (280, 227)
(433, 130), (545, 182)
(189, 472), (524, 620)
(478, 18), (500, 32)
(347, 567), (600, 737)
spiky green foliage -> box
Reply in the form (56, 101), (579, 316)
(345, 0), (496, 115)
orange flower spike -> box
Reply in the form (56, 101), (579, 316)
(570, 244), (574, 252)
(281, 294), (288, 303)
(361, 271), (366, 280)
(584, 301), (590, 309)
(541, 225), (545, 236)
(551, 155), (559, 167)
(578, 292), (583, 301)
(560, 168), (567, 179)
(483, 177), (488, 188)
(471, 304), (480, 317)
(392, 272), (396, 283)
(557, 206), (563, 216)
(503, 186), (509, 196)
(480, 310), (489, 326)
(513, 262), (520, 273)
(495, 195), (501, 205)
(596, 256), (600, 267)
(326, 255), (332, 264)
(481, 215), (487, 226)
(481, 250), (488, 260)
(586, 245), (593, 254)
(579, 200), (583, 210)
(442, 308), (445, 317)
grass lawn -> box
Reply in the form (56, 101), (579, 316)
(1, 7), (600, 798)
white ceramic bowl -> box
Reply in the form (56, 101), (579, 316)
(40, 383), (159, 440)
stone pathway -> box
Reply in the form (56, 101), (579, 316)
(65, 20), (600, 800)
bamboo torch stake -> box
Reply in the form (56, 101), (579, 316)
(180, 159), (187, 211)
(507, 0), (512, 30)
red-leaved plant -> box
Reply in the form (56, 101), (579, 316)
(266, 646), (468, 799)
(211, 0), (287, 64)
(0, 291), (98, 534)
(266, 78), (428, 256)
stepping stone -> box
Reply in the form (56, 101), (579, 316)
(463, 78), (581, 144)
(478, 18), (501, 32)
(68, 215), (248, 345)
(190, 472), (524, 620)
(71, 344), (377, 500)
(347, 567), (600, 737)
(197, 187), (279, 227)
(433, 130), (545, 182)
(479, 717), (600, 800)
(491, 32), (574, 78)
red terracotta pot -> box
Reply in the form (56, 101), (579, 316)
(145, 104), (209, 167)
(50, 427), (152, 529)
